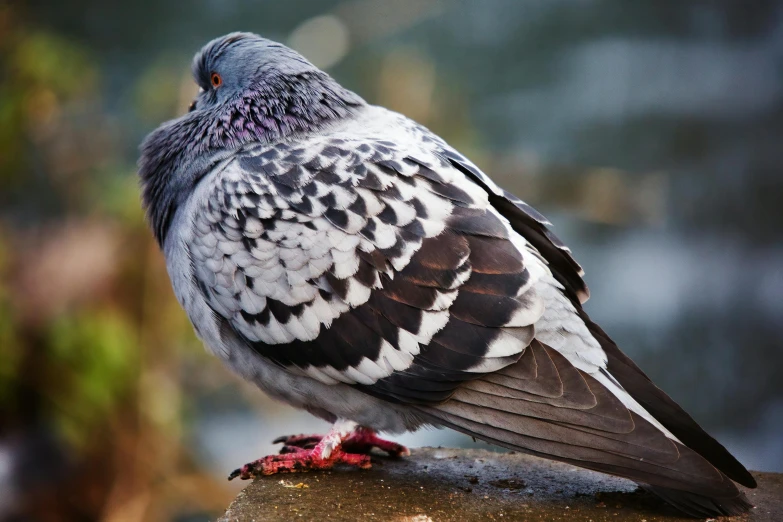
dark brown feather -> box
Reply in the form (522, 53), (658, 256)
(420, 344), (746, 501)
(484, 342), (563, 398)
(447, 205), (509, 237)
(463, 154), (757, 490)
(414, 230), (469, 270)
(464, 235), (525, 274)
(381, 275), (444, 310)
(398, 260), (470, 290)
(460, 270), (529, 296)
(581, 310), (758, 488)
(491, 195), (589, 303)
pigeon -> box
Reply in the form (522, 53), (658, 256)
(139, 33), (756, 517)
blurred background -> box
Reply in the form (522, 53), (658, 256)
(1, 0), (782, 520)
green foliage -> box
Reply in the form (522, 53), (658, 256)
(0, 236), (19, 409)
(0, 31), (97, 182)
(90, 167), (148, 224)
(134, 53), (192, 123)
(11, 32), (97, 96)
(46, 309), (139, 448)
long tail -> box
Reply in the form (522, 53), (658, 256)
(581, 311), (756, 488)
(643, 484), (752, 517)
(417, 340), (754, 518)
(440, 157), (757, 516)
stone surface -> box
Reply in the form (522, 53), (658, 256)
(218, 447), (781, 521)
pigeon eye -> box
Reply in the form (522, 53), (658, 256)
(210, 72), (223, 88)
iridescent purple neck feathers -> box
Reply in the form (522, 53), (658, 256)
(139, 70), (364, 245)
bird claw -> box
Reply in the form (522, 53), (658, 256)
(272, 433), (322, 450)
(227, 447), (372, 480)
(343, 427), (411, 458)
(273, 427), (410, 457)
(279, 444), (309, 455)
(228, 426), (409, 480)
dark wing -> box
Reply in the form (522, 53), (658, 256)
(441, 146), (755, 488)
(421, 340), (751, 516)
(415, 145), (755, 516)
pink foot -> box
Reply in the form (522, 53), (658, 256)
(227, 445), (371, 480)
(344, 427), (411, 457)
(228, 424), (410, 481)
(275, 427), (410, 458)
(272, 433), (322, 452)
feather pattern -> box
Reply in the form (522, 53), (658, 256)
(189, 114), (545, 387)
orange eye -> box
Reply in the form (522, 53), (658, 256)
(210, 72), (222, 88)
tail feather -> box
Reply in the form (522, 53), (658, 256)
(476, 165), (755, 516)
(424, 401), (743, 498)
(644, 485), (753, 518)
(581, 312), (758, 489)
(416, 340), (753, 517)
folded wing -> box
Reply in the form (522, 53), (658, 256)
(189, 133), (545, 391)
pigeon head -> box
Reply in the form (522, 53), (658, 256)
(189, 32), (321, 112)
(139, 32), (364, 246)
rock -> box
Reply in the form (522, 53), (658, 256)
(219, 447), (782, 521)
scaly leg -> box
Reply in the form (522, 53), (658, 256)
(276, 426), (410, 457)
(228, 420), (377, 480)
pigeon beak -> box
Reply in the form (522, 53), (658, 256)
(188, 87), (205, 112)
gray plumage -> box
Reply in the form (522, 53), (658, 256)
(139, 32), (755, 517)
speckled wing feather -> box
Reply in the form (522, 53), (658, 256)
(189, 130), (545, 391)
(440, 147), (590, 305)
